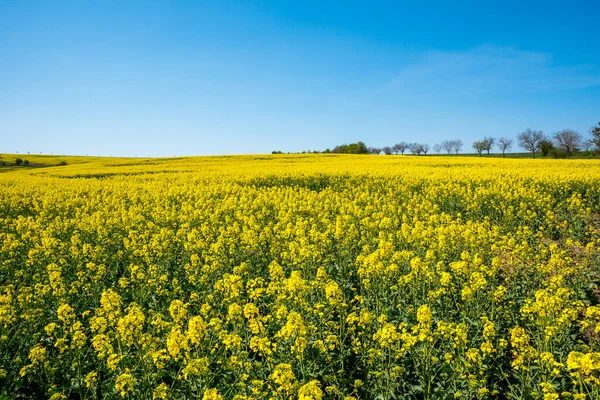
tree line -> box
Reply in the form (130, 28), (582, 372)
(0, 156), (68, 167)
(276, 122), (600, 158)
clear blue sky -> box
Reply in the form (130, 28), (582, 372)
(2, 0), (599, 156)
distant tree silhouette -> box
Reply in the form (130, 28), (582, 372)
(393, 142), (409, 154)
(452, 140), (463, 154)
(441, 140), (454, 154)
(409, 143), (430, 155)
(497, 137), (513, 158)
(332, 141), (369, 154)
(517, 129), (545, 158)
(482, 137), (495, 155)
(472, 140), (486, 156)
(553, 129), (582, 158)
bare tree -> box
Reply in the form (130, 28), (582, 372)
(553, 129), (582, 158)
(409, 143), (423, 155)
(393, 142), (409, 154)
(382, 146), (392, 155)
(472, 140), (486, 156)
(399, 142), (409, 154)
(482, 137), (495, 155)
(422, 143), (430, 155)
(433, 143), (442, 154)
(452, 140), (463, 154)
(517, 128), (545, 158)
(441, 140), (453, 154)
(497, 137), (513, 158)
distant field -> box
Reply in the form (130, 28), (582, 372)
(0, 153), (147, 169)
(2, 151), (596, 172)
(1, 154), (600, 399)
(432, 151), (599, 159)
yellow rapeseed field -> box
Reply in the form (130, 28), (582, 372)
(1, 154), (600, 399)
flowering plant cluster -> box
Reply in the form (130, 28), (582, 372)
(1, 154), (600, 399)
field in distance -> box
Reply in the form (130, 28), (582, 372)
(0, 153), (149, 171)
(1, 154), (600, 399)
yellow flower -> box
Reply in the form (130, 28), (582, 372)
(167, 328), (188, 359)
(106, 354), (123, 372)
(480, 341), (494, 355)
(416, 304), (432, 328)
(227, 303), (243, 321)
(70, 321), (87, 350)
(465, 348), (481, 368)
(28, 344), (47, 364)
(271, 363), (296, 393)
(6, 151), (600, 397)
(57, 303), (76, 324)
(510, 327), (530, 349)
(100, 289), (122, 321)
(85, 371), (98, 388)
(493, 285), (507, 302)
(115, 368), (136, 397)
(169, 300), (188, 324)
(510, 327), (537, 370)
(153, 383), (169, 400)
(440, 271), (452, 287)
(358, 308), (373, 327)
(181, 358), (209, 379)
(187, 315), (207, 345)
(89, 316), (108, 334)
(312, 339), (326, 353)
(91, 334), (113, 359)
(44, 322), (59, 337)
(152, 349), (170, 369)
(116, 303), (145, 346)
(202, 388), (223, 400)
(567, 352), (600, 376)
(325, 280), (342, 304)
(298, 380), (323, 400)
(243, 303), (260, 319)
(469, 272), (487, 292)
(0, 288), (16, 328)
(221, 332), (242, 350)
(250, 336), (275, 357)
(481, 316), (495, 339)
(277, 311), (306, 340)
(540, 382), (559, 400)
(374, 323), (399, 347)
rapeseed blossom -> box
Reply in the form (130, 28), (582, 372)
(2, 154), (600, 397)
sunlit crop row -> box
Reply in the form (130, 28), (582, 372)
(1, 154), (600, 399)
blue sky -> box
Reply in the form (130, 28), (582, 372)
(1, 0), (599, 156)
